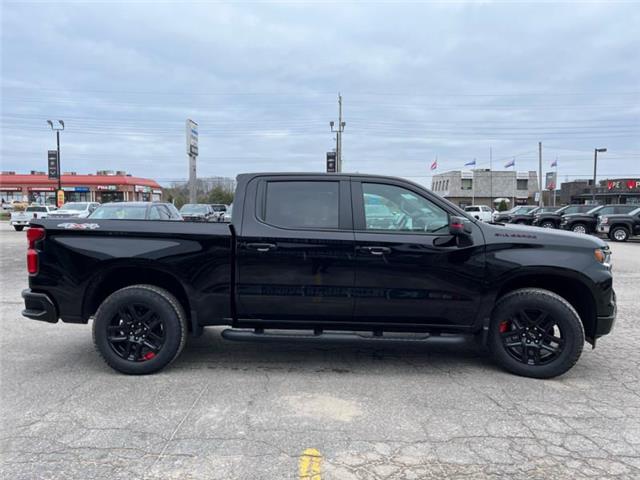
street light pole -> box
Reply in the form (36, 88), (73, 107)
(592, 148), (607, 203)
(329, 93), (346, 172)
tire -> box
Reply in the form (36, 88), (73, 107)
(92, 285), (187, 375)
(13, 225), (24, 231)
(540, 221), (555, 229)
(489, 288), (584, 379)
(516, 220), (527, 225)
(610, 226), (629, 242)
(571, 223), (587, 234)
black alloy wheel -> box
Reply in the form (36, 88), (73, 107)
(489, 288), (584, 378)
(93, 285), (187, 374)
(540, 221), (555, 228)
(498, 308), (564, 366)
(107, 304), (166, 362)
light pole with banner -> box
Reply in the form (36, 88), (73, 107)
(592, 148), (607, 203)
(47, 120), (65, 207)
(186, 119), (198, 204)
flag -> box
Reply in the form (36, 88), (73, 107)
(465, 159), (476, 167)
(551, 159), (557, 167)
(430, 159), (438, 171)
(504, 159), (515, 168)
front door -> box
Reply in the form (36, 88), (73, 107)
(351, 179), (486, 329)
(236, 176), (355, 324)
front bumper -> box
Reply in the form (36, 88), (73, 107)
(597, 225), (610, 234)
(595, 290), (617, 339)
(10, 220), (29, 226)
(22, 289), (58, 323)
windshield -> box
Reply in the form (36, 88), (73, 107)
(630, 207), (640, 216)
(180, 204), (208, 214)
(89, 205), (147, 219)
(211, 205), (227, 212)
(587, 206), (603, 214)
(61, 202), (88, 211)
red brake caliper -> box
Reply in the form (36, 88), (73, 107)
(499, 321), (509, 334)
(143, 352), (156, 361)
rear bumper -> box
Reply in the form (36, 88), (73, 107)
(22, 289), (58, 323)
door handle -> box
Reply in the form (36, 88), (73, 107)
(358, 246), (391, 256)
(246, 242), (277, 252)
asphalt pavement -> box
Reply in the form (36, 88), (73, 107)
(1, 221), (639, 479)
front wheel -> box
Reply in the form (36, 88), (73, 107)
(571, 223), (587, 234)
(540, 221), (555, 229)
(92, 285), (187, 374)
(609, 226), (629, 242)
(489, 288), (584, 379)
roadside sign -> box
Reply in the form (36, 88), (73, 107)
(48, 150), (59, 179)
(326, 152), (336, 173)
(545, 171), (557, 190)
(186, 119), (198, 156)
(56, 190), (65, 208)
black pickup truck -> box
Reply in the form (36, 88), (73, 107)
(508, 206), (558, 225)
(560, 204), (637, 234)
(22, 173), (616, 379)
(532, 204), (593, 229)
(597, 206), (640, 242)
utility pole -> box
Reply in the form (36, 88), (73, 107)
(186, 119), (199, 204)
(47, 120), (65, 207)
(592, 147), (607, 203)
(538, 141), (543, 207)
(330, 93), (346, 172)
(489, 146), (493, 209)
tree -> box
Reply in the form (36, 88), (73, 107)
(497, 200), (508, 211)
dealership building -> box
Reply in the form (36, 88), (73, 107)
(558, 178), (640, 206)
(0, 170), (163, 205)
(431, 169), (540, 208)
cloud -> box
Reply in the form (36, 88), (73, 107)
(1, 1), (638, 187)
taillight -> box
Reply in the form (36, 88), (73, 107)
(26, 227), (45, 275)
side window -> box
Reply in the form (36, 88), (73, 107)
(362, 183), (449, 233)
(148, 206), (161, 220)
(158, 206), (172, 219)
(263, 181), (339, 229)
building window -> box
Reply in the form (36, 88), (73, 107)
(461, 179), (473, 191)
(517, 179), (528, 190)
(445, 180), (449, 190)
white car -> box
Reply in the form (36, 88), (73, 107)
(464, 205), (494, 222)
(10, 205), (57, 231)
(47, 202), (100, 219)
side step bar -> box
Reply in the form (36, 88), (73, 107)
(221, 329), (469, 346)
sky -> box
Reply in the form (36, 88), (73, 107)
(1, 0), (639, 188)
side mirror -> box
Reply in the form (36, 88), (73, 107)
(449, 216), (472, 235)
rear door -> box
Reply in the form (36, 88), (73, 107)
(351, 178), (486, 328)
(236, 176), (355, 323)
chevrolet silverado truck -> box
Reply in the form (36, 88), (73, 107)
(597, 206), (640, 242)
(532, 204), (593, 229)
(21, 173), (617, 378)
(508, 206), (558, 225)
(560, 204), (637, 234)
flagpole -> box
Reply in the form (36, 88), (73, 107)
(489, 146), (493, 209)
(472, 159), (475, 205)
(554, 156), (558, 207)
(512, 157), (516, 207)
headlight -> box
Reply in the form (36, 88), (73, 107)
(594, 247), (611, 267)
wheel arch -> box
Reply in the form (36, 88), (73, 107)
(82, 261), (193, 331)
(491, 269), (597, 344)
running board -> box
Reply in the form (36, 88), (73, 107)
(220, 329), (469, 346)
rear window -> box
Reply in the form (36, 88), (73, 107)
(465, 206), (479, 212)
(263, 181), (339, 229)
(26, 206), (47, 212)
(90, 205), (148, 219)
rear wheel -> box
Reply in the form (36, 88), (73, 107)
(540, 221), (555, 229)
(610, 226), (629, 242)
(571, 223), (587, 234)
(13, 225), (24, 231)
(92, 285), (187, 374)
(489, 288), (584, 379)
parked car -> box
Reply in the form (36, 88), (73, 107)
(220, 203), (232, 222)
(210, 204), (228, 221)
(597, 206), (640, 242)
(464, 205), (493, 222)
(532, 204), (593, 229)
(493, 205), (537, 223)
(509, 206), (558, 225)
(179, 203), (215, 222)
(89, 202), (182, 221)
(10, 205), (57, 231)
(23, 173), (616, 379)
(560, 204), (637, 234)
(47, 202), (100, 219)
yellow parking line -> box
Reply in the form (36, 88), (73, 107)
(299, 448), (322, 480)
